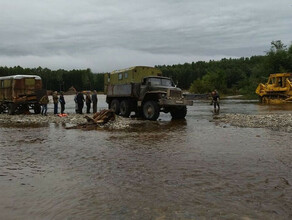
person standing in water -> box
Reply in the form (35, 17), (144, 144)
(211, 90), (220, 112)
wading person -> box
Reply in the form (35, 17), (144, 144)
(52, 91), (59, 114)
(211, 90), (220, 112)
(77, 91), (85, 114)
(92, 90), (98, 113)
(86, 92), (92, 113)
(59, 91), (66, 114)
(39, 93), (49, 116)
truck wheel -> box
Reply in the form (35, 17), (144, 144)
(8, 103), (16, 115)
(110, 99), (120, 115)
(120, 100), (131, 117)
(170, 106), (187, 119)
(142, 101), (160, 121)
(0, 106), (4, 113)
(34, 104), (41, 114)
(18, 104), (28, 114)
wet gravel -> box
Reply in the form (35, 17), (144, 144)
(1, 112), (292, 132)
(0, 113), (87, 125)
(218, 113), (292, 132)
(0, 113), (140, 130)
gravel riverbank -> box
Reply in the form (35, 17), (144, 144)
(0, 113), (135, 130)
(1, 112), (292, 132)
(0, 113), (88, 125)
(217, 113), (292, 133)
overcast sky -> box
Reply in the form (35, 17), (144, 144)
(0, 0), (291, 72)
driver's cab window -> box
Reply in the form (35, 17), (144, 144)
(278, 77), (283, 87)
(148, 78), (161, 85)
(161, 79), (172, 86)
(142, 78), (147, 85)
(269, 77), (275, 84)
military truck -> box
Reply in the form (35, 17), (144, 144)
(255, 73), (292, 104)
(0, 75), (45, 114)
(104, 66), (193, 120)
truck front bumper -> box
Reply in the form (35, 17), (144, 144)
(159, 98), (193, 106)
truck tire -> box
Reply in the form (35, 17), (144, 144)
(170, 106), (187, 119)
(8, 103), (16, 115)
(110, 99), (120, 115)
(34, 104), (41, 114)
(120, 100), (131, 117)
(0, 103), (4, 113)
(142, 101), (160, 121)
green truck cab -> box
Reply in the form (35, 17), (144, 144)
(104, 66), (193, 120)
(0, 75), (45, 114)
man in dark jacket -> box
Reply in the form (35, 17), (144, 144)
(85, 92), (92, 114)
(91, 90), (98, 113)
(76, 92), (85, 114)
(52, 91), (59, 114)
(59, 92), (66, 114)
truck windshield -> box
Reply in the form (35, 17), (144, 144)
(148, 78), (173, 86)
(161, 79), (172, 86)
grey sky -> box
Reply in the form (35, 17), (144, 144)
(0, 0), (291, 72)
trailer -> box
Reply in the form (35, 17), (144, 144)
(0, 75), (46, 114)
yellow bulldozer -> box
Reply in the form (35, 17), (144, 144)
(256, 73), (292, 104)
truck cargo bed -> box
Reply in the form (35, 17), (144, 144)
(106, 83), (140, 98)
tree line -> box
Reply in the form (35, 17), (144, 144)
(0, 67), (105, 92)
(0, 40), (291, 96)
(156, 40), (292, 97)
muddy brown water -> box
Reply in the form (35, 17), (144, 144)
(0, 95), (292, 219)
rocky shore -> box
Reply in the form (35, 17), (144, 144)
(217, 113), (292, 133)
(0, 113), (134, 130)
(1, 112), (292, 132)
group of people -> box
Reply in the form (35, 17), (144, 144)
(75, 90), (98, 114)
(38, 90), (98, 116)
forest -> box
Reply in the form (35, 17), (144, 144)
(157, 40), (292, 97)
(0, 67), (105, 92)
(0, 40), (291, 96)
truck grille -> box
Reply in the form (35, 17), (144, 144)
(169, 89), (182, 99)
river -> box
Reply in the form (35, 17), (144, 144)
(0, 95), (291, 219)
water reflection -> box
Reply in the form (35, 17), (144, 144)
(256, 102), (292, 112)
